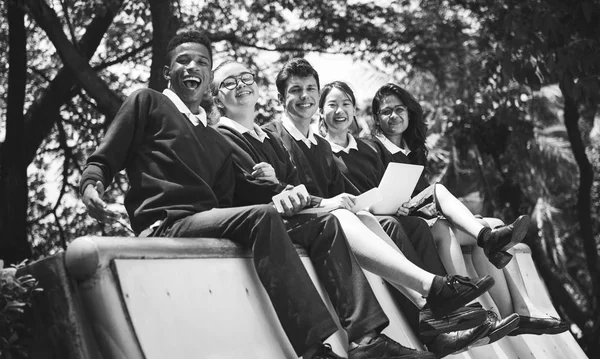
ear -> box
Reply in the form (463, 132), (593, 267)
(277, 93), (285, 106)
(163, 65), (171, 81)
(213, 96), (225, 109)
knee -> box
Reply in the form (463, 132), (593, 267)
(319, 213), (343, 234)
(430, 220), (452, 246)
(250, 204), (280, 221)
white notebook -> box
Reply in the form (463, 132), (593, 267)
(369, 163), (424, 215)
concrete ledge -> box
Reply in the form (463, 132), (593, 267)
(25, 237), (587, 359)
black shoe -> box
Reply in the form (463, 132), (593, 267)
(482, 215), (531, 269)
(419, 304), (488, 336)
(348, 334), (435, 359)
(470, 311), (520, 347)
(426, 275), (495, 318)
(508, 315), (569, 336)
(426, 321), (492, 358)
(311, 343), (346, 359)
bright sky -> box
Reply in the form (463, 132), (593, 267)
(306, 53), (393, 108)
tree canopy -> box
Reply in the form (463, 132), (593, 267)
(1, 0), (599, 355)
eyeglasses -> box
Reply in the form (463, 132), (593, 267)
(219, 72), (255, 90)
(378, 106), (408, 118)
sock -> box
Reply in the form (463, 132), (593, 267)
(477, 227), (492, 248)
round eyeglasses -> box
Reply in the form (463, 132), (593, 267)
(378, 106), (408, 118)
(219, 72), (256, 90)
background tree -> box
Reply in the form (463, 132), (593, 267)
(1, 0), (598, 355)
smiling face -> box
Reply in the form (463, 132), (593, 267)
(321, 87), (355, 136)
(281, 75), (319, 124)
(213, 62), (259, 116)
(163, 42), (212, 112)
(377, 95), (409, 138)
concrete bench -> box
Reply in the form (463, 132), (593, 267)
(23, 237), (588, 359)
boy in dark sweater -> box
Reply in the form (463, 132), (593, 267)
(262, 58), (502, 357)
(211, 59), (502, 358)
(80, 31), (394, 359)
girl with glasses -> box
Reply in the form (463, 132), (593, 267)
(318, 81), (568, 344)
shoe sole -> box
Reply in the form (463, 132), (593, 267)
(430, 275), (496, 318)
(509, 323), (570, 336)
(494, 215), (530, 253)
(420, 309), (487, 336)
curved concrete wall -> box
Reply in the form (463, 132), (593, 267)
(26, 236), (588, 359)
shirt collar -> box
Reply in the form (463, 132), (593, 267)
(376, 135), (411, 156)
(162, 88), (207, 127)
(282, 115), (318, 148)
(328, 134), (358, 154)
(218, 116), (269, 143)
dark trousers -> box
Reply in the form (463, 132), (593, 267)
(377, 215), (447, 332)
(164, 205), (387, 355)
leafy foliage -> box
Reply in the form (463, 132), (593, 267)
(1, 0), (599, 355)
(0, 260), (41, 359)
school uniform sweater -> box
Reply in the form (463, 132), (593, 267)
(329, 136), (386, 194)
(263, 120), (358, 198)
(79, 88), (234, 234)
(366, 136), (430, 196)
(215, 121), (301, 206)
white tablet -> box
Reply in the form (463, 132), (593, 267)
(369, 163), (424, 215)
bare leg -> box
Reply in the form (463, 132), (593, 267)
(434, 184), (485, 238)
(502, 248), (556, 318)
(430, 219), (469, 275)
(353, 211), (427, 308)
(330, 209), (435, 300)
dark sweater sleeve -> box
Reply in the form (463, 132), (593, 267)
(79, 89), (149, 194)
(217, 127), (288, 205)
(212, 151), (235, 208)
(270, 135), (302, 188)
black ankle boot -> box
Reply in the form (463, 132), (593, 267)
(478, 215), (531, 269)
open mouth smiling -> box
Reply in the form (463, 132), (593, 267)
(236, 90), (252, 97)
(183, 76), (201, 90)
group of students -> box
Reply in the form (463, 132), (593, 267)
(80, 30), (569, 359)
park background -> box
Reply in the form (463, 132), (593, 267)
(0, 0), (599, 357)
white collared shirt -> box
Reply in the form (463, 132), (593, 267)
(162, 88), (207, 127)
(376, 135), (411, 156)
(218, 116), (270, 143)
(281, 115), (318, 148)
(328, 133), (358, 154)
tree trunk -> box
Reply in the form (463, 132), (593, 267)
(149, 0), (179, 91)
(1, 0), (31, 264)
(560, 81), (600, 355)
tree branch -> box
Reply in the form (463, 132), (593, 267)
(93, 41), (152, 71)
(22, 0), (124, 165)
(21, 0), (123, 118)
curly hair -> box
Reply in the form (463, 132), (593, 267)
(371, 83), (427, 165)
(166, 30), (213, 65)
